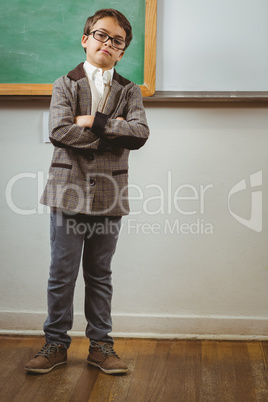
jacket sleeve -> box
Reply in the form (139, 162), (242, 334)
(49, 76), (101, 150)
(91, 84), (149, 150)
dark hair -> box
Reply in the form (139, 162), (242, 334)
(83, 9), (133, 49)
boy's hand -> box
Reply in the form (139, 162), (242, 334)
(116, 117), (125, 121)
(75, 115), (94, 128)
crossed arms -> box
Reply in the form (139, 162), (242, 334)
(49, 76), (149, 151)
(75, 115), (124, 128)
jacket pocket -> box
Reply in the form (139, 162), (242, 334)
(52, 163), (72, 169)
(112, 169), (128, 176)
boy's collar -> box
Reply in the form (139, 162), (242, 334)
(84, 61), (114, 85)
(67, 62), (131, 88)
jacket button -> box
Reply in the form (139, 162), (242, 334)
(89, 178), (96, 186)
(88, 153), (94, 161)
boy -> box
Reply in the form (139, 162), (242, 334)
(25, 9), (149, 375)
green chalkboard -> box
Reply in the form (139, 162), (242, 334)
(0, 0), (146, 85)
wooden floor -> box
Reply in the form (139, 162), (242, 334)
(0, 336), (267, 402)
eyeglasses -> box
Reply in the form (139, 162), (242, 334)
(89, 30), (126, 50)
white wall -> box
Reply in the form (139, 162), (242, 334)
(1, 99), (268, 339)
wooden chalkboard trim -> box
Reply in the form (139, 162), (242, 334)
(0, 84), (53, 96)
(1, 91), (268, 103)
(140, 0), (157, 97)
(143, 91), (268, 102)
(0, 0), (157, 97)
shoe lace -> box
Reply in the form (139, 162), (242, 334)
(90, 341), (119, 358)
(36, 343), (60, 358)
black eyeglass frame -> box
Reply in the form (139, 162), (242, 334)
(88, 30), (127, 51)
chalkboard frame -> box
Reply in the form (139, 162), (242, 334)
(0, 0), (156, 97)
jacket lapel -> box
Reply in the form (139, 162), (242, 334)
(80, 77), (93, 115)
(103, 79), (125, 117)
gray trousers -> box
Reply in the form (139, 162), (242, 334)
(43, 209), (121, 349)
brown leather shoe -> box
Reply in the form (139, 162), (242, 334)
(87, 341), (128, 374)
(24, 343), (67, 374)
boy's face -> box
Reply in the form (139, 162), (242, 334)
(81, 17), (126, 71)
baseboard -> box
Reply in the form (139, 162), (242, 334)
(0, 311), (268, 340)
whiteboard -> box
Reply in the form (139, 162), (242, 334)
(155, 0), (268, 92)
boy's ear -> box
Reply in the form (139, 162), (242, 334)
(81, 35), (88, 50)
(116, 51), (125, 63)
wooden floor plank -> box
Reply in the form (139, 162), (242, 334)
(68, 337), (101, 402)
(216, 341), (237, 402)
(0, 336), (34, 391)
(260, 341), (268, 372)
(69, 364), (99, 402)
(247, 342), (268, 402)
(200, 340), (219, 402)
(143, 340), (171, 401)
(184, 340), (202, 402)
(161, 340), (188, 401)
(124, 339), (157, 402)
(232, 341), (256, 402)
(12, 337), (49, 402)
(0, 337), (43, 402)
(160, 339), (201, 401)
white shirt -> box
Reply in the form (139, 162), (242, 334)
(83, 61), (114, 97)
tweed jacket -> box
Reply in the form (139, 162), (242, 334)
(40, 63), (149, 216)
